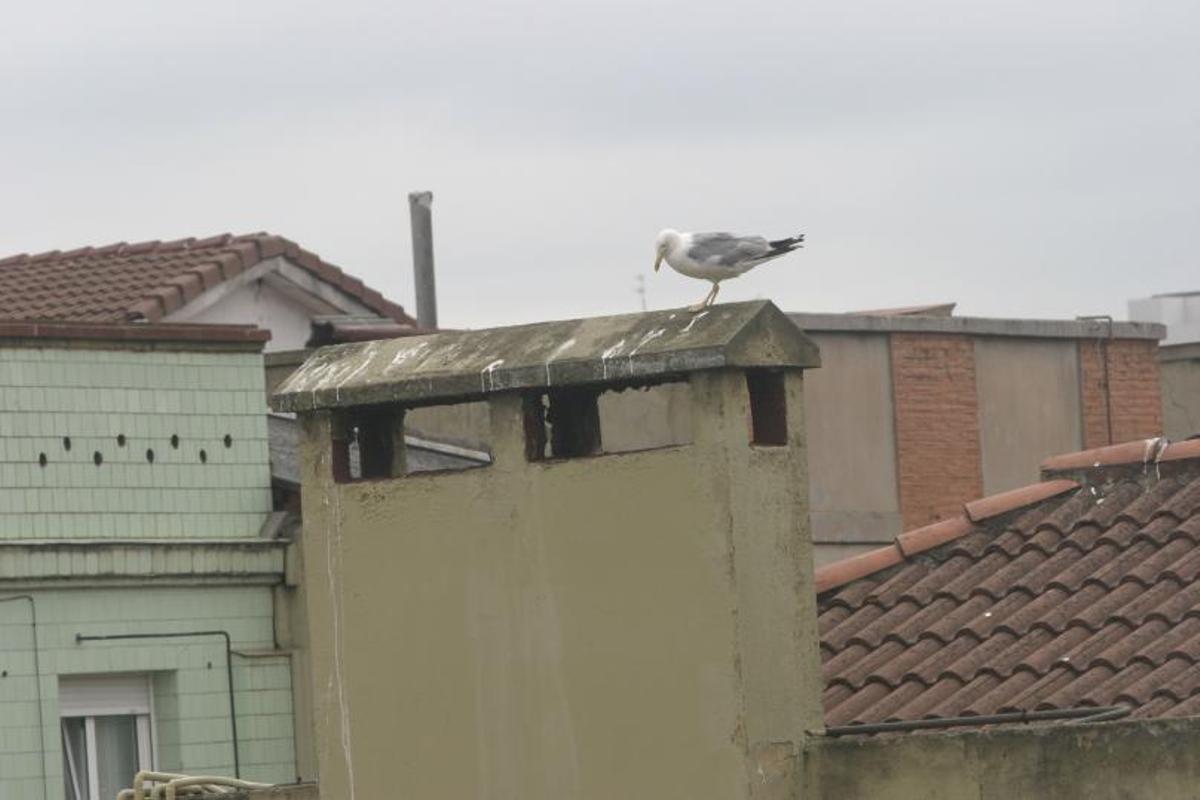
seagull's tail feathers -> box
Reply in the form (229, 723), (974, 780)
(766, 233), (805, 255)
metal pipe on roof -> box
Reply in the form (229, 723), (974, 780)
(823, 705), (1132, 736)
(0, 595), (46, 800)
(1078, 315), (1116, 446)
(75, 630), (241, 777)
(409, 191), (438, 329)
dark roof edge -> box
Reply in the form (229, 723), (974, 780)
(0, 319), (270, 348)
(814, 479), (1079, 594)
(790, 312), (1164, 340)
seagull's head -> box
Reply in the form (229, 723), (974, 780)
(654, 228), (679, 272)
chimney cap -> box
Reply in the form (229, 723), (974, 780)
(271, 300), (819, 413)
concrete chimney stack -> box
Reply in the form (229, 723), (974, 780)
(272, 302), (824, 799)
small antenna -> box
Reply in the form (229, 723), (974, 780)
(635, 275), (647, 311)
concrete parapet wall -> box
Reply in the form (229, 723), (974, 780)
(805, 717), (1200, 799)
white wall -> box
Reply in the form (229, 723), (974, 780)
(1129, 295), (1200, 345)
(177, 280), (319, 352)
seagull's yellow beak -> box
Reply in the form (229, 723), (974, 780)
(654, 249), (664, 272)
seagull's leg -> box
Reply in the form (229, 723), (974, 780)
(705, 282), (720, 308)
(688, 283), (718, 313)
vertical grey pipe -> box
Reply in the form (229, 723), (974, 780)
(409, 191), (437, 329)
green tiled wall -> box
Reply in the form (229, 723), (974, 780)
(0, 348), (272, 538)
(0, 586), (296, 798)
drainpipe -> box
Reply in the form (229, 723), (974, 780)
(1078, 315), (1116, 445)
(75, 631), (240, 778)
(0, 595), (46, 799)
(409, 190), (437, 329)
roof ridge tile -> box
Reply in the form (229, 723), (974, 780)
(192, 234), (235, 248)
(91, 242), (127, 256)
(817, 482), (1078, 595)
(1042, 437), (1200, 474)
(122, 240), (161, 255)
(814, 545), (905, 594)
(157, 237), (196, 252)
(964, 480), (1079, 523)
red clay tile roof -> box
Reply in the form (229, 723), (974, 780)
(818, 437), (1200, 729)
(0, 233), (415, 325)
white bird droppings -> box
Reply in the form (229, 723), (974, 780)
(480, 359), (505, 393)
(680, 311), (709, 333)
(600, 339), (626, 380)
(626, 328), (667, 374)
(388, 340), (431, 370)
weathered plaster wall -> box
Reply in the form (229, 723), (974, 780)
(805, 718), (1200, 800)
(1160, 351), (1200, 440)
(296, 370), (822, 799)
(403, 399), (491, 448)
(595, 381), (692, 451)
(975, 338), (1082, 494)
(803, 333), (901, 550)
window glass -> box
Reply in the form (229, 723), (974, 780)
(61, 718), (87, 800)
(95, 715), (140, 800)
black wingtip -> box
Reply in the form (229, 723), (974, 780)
(767, 233), (805, 252)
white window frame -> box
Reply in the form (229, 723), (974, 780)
(60, 674), (157, 800)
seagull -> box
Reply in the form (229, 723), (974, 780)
(654, 228), (805, 311)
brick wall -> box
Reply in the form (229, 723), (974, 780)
(890, 334), (984, 529)
(1079, 339), (1163, 448)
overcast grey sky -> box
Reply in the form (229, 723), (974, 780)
(2, 0), (1197, 327)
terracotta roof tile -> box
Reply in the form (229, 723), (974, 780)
(964, 480), (1078, 522)
(818, 441), (1200, 730)
(814, 545), (904, 594)
(0, 232), (415, 325)
(895, 516), (973, 557)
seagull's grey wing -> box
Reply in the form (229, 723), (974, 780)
(686, 233), (773, 267)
